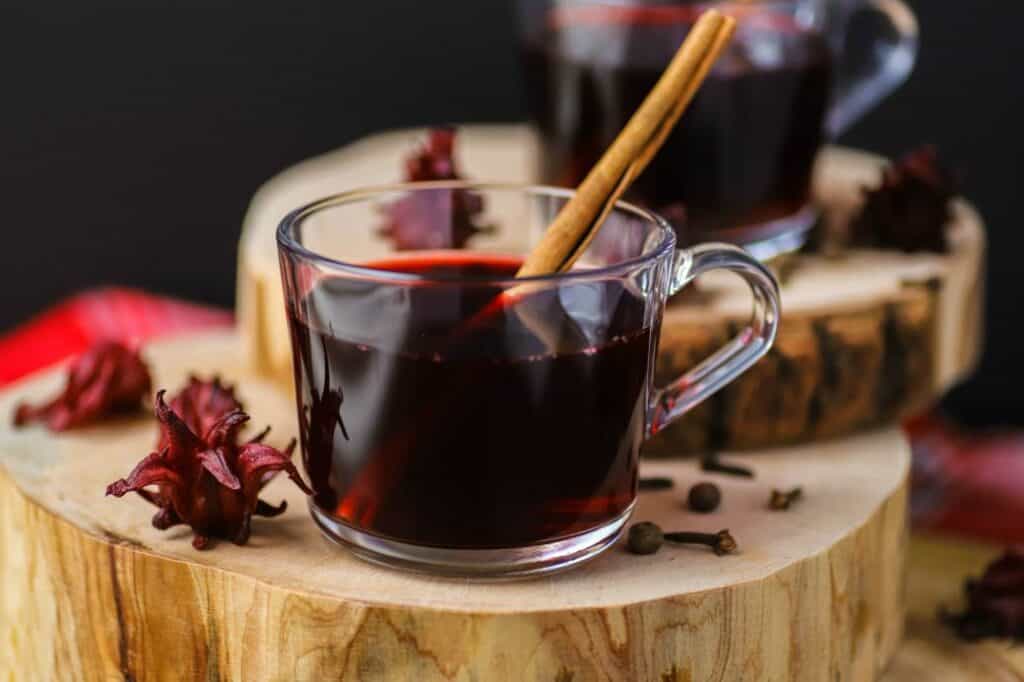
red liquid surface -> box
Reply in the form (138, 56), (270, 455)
(524, 10), (832, 240)
(287, 254), (653, 549)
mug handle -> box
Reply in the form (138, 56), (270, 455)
(827, 0), (919, 135)
(648, 244), (780, 437)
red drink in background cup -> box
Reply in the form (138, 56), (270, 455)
(518, 0), (918, 258)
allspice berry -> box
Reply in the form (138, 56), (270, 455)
(687, 482), (721, 513)
(627, 522), (664, 555)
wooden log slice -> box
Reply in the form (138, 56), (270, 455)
(236, 125), (985, 453)
(0, 332), (910, 681)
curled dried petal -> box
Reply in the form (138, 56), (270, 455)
(205, 410), (250, 450)
(237, 441), (313, 509)
(151, 506), (183, 530)
(154, 391), (204, 463)
(161, 375), (243, 448)
(197, 448), (242, 491)
(106, 450), (184, 498)
(247, 425), (272, 445)
(255, 499), (288, 518)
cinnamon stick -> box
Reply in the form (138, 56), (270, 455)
(516, 9), (736, 277)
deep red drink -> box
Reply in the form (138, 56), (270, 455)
(523, 6), (832, 241)
(287, 254), (652, 549)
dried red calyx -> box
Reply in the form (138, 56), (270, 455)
(298, 336), (347, 509)
(161, 375), (244, 450)
(13, 341), (152, 432)
(379, 127), (488, 251)
(106, 390), (312, 550)
(404, 126), (459, 182)
(849, 146), (957, 253)
(941, 548), (1024, 642)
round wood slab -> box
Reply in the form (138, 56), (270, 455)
(0, 332), (909, 681)
(237, 124), (985, 453)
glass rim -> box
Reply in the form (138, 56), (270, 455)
(544, 1), (806, 30)
(276, 180), (677, 286)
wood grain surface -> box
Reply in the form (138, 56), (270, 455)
(1, 332), (910, 681)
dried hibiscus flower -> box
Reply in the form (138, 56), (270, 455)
(941, 548), (1024, 641)
(379, 127), (488, 250)
(106, 390), (312, 550)
(13, 341), (152, 431)
(404, 126), (460, 182)
(849, 146), (957, 253)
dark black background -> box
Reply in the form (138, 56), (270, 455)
(1, 1), (1020, 424)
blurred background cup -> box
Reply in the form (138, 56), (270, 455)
(518, 0), (918, 258)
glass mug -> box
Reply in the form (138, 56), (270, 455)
(278, 183), (779, 576)
(518, 0), (918, 258)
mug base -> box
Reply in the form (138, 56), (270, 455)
(309, 502), (634, 579)
(689, 205), (818, 262)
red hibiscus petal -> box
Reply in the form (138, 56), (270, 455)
(206, 410), (250, 449)
(106, 450), (184, 497)
(198, 448), (242, 491)
(154, 391), (204, 461)
(237, 442), (313, 506)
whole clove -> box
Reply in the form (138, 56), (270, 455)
(701, 453), (754, 478)
(627, 522), (737, 556)
(665, 529), (738, 556)
(769, 487), (803, 511)
(639, 476), (675, 492)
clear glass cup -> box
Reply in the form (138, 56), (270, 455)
(518, 0), (918, 259)
(277, 182), (779, 577)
